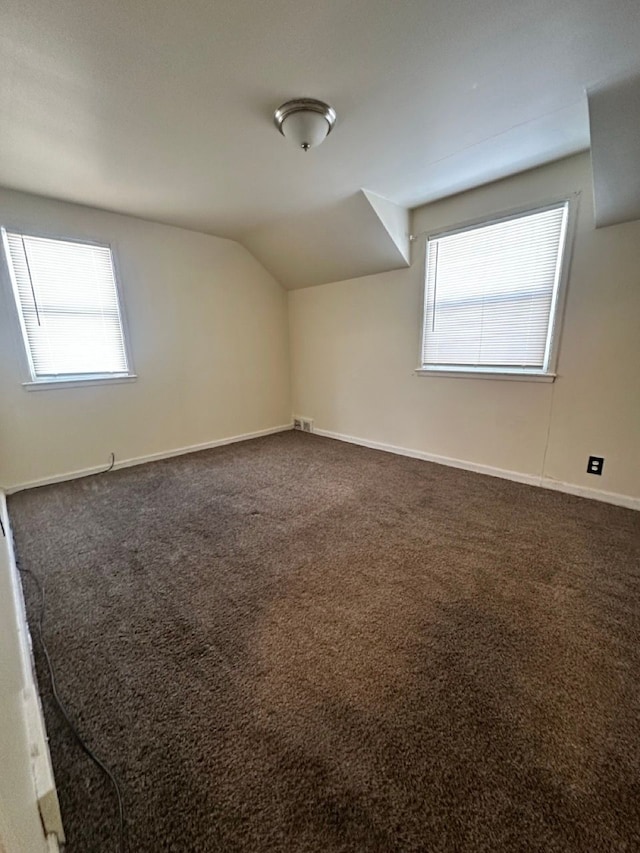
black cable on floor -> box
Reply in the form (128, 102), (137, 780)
(17, 559), (127, 853)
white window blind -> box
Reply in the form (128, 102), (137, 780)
(2, 230), (130, 381)
(422, 202), (569, 374)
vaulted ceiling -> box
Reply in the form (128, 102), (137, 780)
(2, 0), (639, 287)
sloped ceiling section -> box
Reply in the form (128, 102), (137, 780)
(588, 72), (640, 228)
(3, 0), (640, 244)
(241, 191), (410, 290)
(362, 191), (410, 265)
(3, 0), (640, 280)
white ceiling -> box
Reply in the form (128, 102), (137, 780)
(1, 0), (639, 285)
(588, 72), (640, 228)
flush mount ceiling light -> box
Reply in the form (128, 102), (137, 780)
(274, 98), (337, 151)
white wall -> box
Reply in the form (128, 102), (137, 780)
(0, 499), (50, 853)
(0, 189), (291, 490)
(289, 154), (640, 502)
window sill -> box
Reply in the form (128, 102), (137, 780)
(414, 368), (556, 383)
(22, 374), (138, 391)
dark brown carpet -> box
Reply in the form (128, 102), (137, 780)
(8, 431), (640, 852)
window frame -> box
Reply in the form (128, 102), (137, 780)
(415, 194), (579, 382)
(1, 226), (137, 390)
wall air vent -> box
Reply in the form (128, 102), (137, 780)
(293, 417), (314, 433)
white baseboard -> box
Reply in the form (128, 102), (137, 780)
(314, 428), (640, 511)
(6, 423), (293, 494)
(6, 418), (637, 511)
(539, 478), (640, 511)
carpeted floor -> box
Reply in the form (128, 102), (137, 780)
(8, 431), (640, 852)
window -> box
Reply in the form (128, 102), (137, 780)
(2, 230), (133, 385)
(420, 201), (570, 378)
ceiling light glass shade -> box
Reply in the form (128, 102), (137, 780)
(282, 110), (330, 150)
(274, 98), (337, 151)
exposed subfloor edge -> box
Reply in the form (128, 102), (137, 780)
(313, 428), (640, 511)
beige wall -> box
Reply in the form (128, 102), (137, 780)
(289, 154), (640, 501)
(1, 156), (638, 501)
(0, 189), (291, 490)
